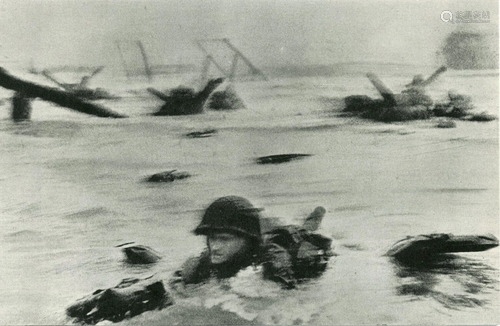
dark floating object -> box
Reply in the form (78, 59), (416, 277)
(12, 92), (32, 122)
(66, 276), (173, 324)
(466, 112), (497, 122)
(185, 129), (217, 138)
(146, 170), (191, 183)
(204, 82), (246, 111)
(256, 154), (312, 165)
(386, 233), (499, 263)
(343, 67), (449, 123)
(150, 77), (225, 116)
(437, 120), (456, 128)
(117, 242), (162, 264)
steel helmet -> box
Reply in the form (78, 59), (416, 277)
(194, 196), (262, 240)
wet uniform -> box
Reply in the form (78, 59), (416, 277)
(171, 225), (334, 289)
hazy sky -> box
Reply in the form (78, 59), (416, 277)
(0, 0), (498, 71)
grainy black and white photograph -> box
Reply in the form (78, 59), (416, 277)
(0, 0), (498, 325)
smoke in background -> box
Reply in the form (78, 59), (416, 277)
(441, 30), (499, 69)
(0, 0), (498, 72)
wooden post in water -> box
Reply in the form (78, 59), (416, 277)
(196, 41), (229, 77)
(222, 38), (267, 80)
(199, 55), (211, 87)
(115, 41), (131, 80)
(12, 92), (32, 122)
(229, 53), (239, 81)
(136, 41), (153, 82)
(196, 39), (267, 81)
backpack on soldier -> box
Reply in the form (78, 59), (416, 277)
(260, 207), (335, 288)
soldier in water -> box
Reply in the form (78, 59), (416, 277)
(170, 196), (334, 290)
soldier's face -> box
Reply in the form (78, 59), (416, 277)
(207, 232), (250, 265)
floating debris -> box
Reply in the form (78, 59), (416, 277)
(256, 154), (312, 165)
(466, 112), (497, 122)
(116, 242), (162, 264)
(185, 129), (217, 138)
(437, 120), (456, 128)
(386, 233), (499, 264)
(146, 170), (191, 182)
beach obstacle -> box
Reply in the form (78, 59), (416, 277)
(0, 67), (127, 119)
(204, 81), (246, 111)
(342, 72), (435, 122)
(11, 92), (33, 122)
(40, 67), (119, 101)
(196, 38), (267, 84)
(149, 77), (225, 116)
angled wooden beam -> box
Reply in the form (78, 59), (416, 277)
(0, 67), (127, 118)
(222, 38), (267, 80)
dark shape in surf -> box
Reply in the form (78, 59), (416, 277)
(386, 233), (499, 264)
(433, 91), (496, 121)
(343, 66), (496, 123)
(12, 92), (32, 122)
(185, 129), (217, 138)
(66, 276), (172, 324)
(256, 154), (312, 165)
(343, 66), (447, 122)
(149, 77), (225, 116)
(146, 170), (191, 183)
(436, 120), (456, 128)
(204, 82), (246, 111)
(117, 242), (162, 264)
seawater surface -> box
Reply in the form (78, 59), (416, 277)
(0, 68), (498, 325)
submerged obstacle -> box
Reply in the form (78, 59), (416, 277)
(344, 66), (497, 124)
(433, 91), (496, 122)
(149, 78), (225, 116)
(343, 67), (447, 123)
(204, 82), (246, 111)
(40, 67), (118, 101)
(0, 67), (127, 119)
